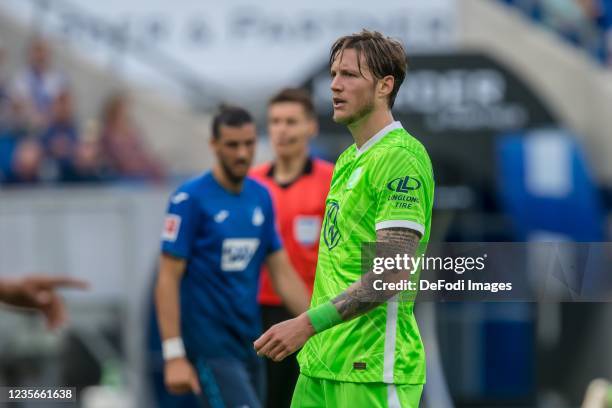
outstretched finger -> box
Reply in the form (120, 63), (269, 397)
(43, 276), (89, 290)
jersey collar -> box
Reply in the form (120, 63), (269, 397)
(355, 121), (403, 157)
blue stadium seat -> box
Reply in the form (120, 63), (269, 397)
(496, 128), (605, 242)
(497, 128), (612, 303)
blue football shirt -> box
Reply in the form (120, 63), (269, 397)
(161, 171), (282, 360)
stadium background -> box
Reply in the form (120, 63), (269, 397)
(0, 0), (611, 406)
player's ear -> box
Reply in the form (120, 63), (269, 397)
(378, 75), (394, 102)
(209, 135), (218, 152)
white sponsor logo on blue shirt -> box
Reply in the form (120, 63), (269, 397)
(221, 238), (260, 271)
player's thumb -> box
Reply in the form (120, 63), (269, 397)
(190, 372), (202, 395)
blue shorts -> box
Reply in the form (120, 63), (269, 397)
(153, 354), (265, 408)
(194, 355), (265, 408)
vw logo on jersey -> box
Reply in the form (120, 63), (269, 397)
(252, 206), (264, 226)
(322, 200), (341, 250)
(387, 176), (421, 193)
(214, 210), (229, 223)
(221, 238), (260, 272)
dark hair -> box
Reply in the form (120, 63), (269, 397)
(330, 29), (407, 109)
(211, 104), (254, 139)
(268, 88), (315, 118)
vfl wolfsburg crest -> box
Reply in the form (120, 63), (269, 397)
(323, 200), (341, 250)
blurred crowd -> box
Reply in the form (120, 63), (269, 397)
(501, 0), (612, 65)
(0, 37), (165, 185)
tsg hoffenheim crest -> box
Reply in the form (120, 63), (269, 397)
(252, 206), (264, 226)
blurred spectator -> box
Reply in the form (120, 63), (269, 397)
(5, 138), (44, 184)
(540, 0), (601, 53)
(2, 98), (31, 139)
(598, 0), (612, 64)
(607, 29), (612, 65)
(40, 90), (79, 176)
(0, 39), (9, 127)
(502, 0), (612, 64)
(0, 100), (43, 183)
(100, 92), (165, 182)
(577, 0), (611, 60)
(62, 121), (112, 183)
(10, 37), (68, 132)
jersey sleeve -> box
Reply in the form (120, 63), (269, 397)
(370, 148), (433, 237)
(161, 189), (200, 259)
(263, 189), (283, 255)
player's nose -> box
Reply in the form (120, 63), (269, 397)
(236, 145), (250, 159)
(330, 76), (342, 93)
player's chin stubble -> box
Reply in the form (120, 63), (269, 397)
(220, 158), (248, 184)
(334, 100), (375, 126)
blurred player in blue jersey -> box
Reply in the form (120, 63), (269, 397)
(155, 105), (310, 408)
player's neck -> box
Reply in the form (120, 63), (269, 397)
(212, 165), (243, 194)
(273, 150), (309, 185)
(348, 109), (394, 149)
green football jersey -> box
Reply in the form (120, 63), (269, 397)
(297, 121), (434, 384)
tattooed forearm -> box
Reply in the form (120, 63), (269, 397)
(331, 227), (421, 321)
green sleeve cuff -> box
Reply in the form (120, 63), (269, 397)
(307, 301), (342, 333)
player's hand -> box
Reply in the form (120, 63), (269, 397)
(164, 357), (202, 395)
(254, 312), (315, 362)
(0, 275), (88, 330)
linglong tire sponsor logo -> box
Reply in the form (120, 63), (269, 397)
(387, 176), (421, 193)
(323, 200), (341, 250)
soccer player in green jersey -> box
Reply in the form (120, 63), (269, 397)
(254, 30), (434, 407)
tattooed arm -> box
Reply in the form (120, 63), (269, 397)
(331, 227), (420, 321)
(254, 227), (421, 361)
